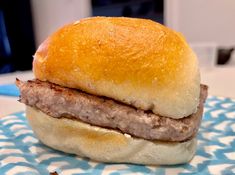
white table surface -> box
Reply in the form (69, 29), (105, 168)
(0, 67), (235, 117)
(0, 71), (34, 117)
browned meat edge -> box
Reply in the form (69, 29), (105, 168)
(16, 79), (208, 142)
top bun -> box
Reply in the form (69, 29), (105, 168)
(33, 17), (200, 119)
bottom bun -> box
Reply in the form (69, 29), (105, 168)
(26, 106), (197, 165)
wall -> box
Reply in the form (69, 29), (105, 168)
(165, 0), (235, 47)
(31, 0), (91, 47)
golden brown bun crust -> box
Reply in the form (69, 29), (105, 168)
(33, 17), (200, 118)
(26, 106), (197, 165)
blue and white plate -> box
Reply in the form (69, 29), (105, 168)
(0, 96), (235, 175)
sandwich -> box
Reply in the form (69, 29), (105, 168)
(16, 17), (208, 165)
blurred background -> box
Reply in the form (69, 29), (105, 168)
(0, 0), (235, 74)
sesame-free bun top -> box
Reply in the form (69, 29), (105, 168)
(33, 17), (200, 119)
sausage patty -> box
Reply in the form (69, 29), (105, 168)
(16, 79), (208, 142)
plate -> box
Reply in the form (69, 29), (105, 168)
(0, 96), (235, 175)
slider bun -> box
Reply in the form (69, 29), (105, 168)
(33, 17), (200, 119)
(26, 106), (197, 165)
